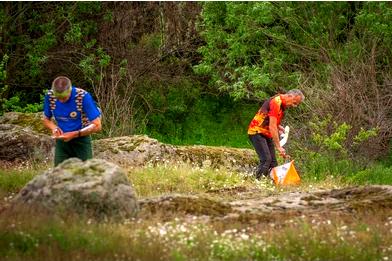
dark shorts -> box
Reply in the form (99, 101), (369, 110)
(54, 136), (93, 166)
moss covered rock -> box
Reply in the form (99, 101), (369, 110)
(0, 124), (54, 162)
(13, 158), (139, 220)
(0, 112), (257, 170)
(94, 135), (258, 173)
(0, 112), (49, 135)
(139, 194), (232, 219)
(138, 186), (392, 223)
(227, 185), (392, 222)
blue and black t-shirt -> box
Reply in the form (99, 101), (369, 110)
(43, 86), (101, 132)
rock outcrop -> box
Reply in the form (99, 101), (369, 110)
(12, 158), (139, 220)
(229, 185), (392, 215)
(94, 135), (257, 173)
(139, 194), (232, 219)
(140, 185), (392, 222)
(1, 112), (257, 171)
(0, 112), (49, 134)
(0, 124), (54, 162)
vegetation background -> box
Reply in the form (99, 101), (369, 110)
(1, 3), (392, 260)
(0, 2), (391, 176)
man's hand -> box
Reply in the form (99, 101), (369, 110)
(51, 127), (63, 138)
(56, 131), (78, 142)
(277, 146), (290, 159)
(278, 125), (285, 135)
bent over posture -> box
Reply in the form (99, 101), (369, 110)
(43, 76), (102, 166)
(247, 89), (304, 179)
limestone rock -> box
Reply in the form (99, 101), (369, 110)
(0, 112), (258, 171)
(139, 194), (232, 218)
(94, 135), (257, 173)
(0, 112), (49, 135)
(0, 124), (54, 162)
(139, 185), (392, 223)
(13, 158), (139, 220)
(93, 135), (172, 166)
(228, 185), (392, 220)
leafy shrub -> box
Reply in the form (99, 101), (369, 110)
(1, 95), (43, 114)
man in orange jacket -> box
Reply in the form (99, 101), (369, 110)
(248, 89), (304, 179)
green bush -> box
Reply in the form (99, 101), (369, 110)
(291, 115), (382, 183)
(1, 95), (43, 114)
(297, 152), (359, 182)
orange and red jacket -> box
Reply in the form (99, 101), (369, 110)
(247, 94), (286, 138)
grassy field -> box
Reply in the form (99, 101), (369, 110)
(1, 207), (390, 261)
(0, 162), (391, 261)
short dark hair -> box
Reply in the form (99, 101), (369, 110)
(52, 76), (71, 93)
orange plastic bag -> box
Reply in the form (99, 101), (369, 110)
(270, 160), (300, 186)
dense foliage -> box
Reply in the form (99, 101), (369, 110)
(196, 2), (392, 161)
(0, 2), (391, 165)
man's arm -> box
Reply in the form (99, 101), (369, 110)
(269, 116), (286, 158)
(56, 117), (102, 142)
(42, 116), (63, 137)
(79, 117), (102, 137)
(42, 94), (63, 137)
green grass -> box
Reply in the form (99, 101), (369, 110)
(0, 161), (391, 260)
(297, 153), (392, 186)
(0, 169), (40, 194)
(0, 208), (124, 261)
(0, 158), (390, 201)
(127, 165), (258, 197)
(0, 207), (390, 261)
(345, 164), (392, 185)
(296, 152), (358, 181)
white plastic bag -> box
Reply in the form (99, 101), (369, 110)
(279, 126), (290, 147)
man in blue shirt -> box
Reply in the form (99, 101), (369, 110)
(43, 76), (102, 166)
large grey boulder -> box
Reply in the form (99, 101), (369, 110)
(0, 124), (54, 162)
(13, 158), (139, 220)
(94, 135), (257, 173)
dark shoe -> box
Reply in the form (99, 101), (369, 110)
(255, 165), (264, 179)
